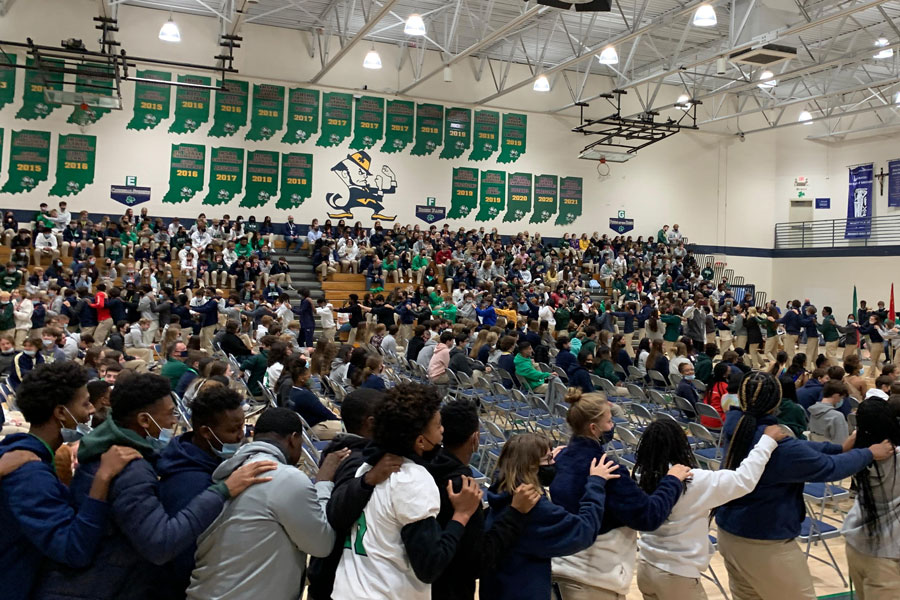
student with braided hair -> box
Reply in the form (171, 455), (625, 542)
(716, 371), (894, 600)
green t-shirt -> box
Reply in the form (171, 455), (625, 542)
(161, 360), (189, 391)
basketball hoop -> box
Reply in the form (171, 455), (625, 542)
(74, 105), (92, 133)
(596, 157), (610, 178)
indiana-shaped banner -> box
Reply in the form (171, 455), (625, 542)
(0, 54), (15, 110)
(16, 57), (62, 120)
(439, 107), (471, 160)
(468, 110), (500, 161)
(282, 88), (319, 144)
(126, 70), (172, 131)
(497, 113), (527, 163)
(316, 92), (352, 147)
(380, 100), (414, 153)
(162, 143), (206, 204)
(448, 166), (478, 219)
(169, 75), (211, 134)
(410, 103), (443, 156)
(530, 174), (558, 224)
(276, 152), (314, 210)
(476, 170), (506, 222)
(203, 147), (244, 206)
(241, 150), (279, 208)
(350, 96), (384, 150)
(555, 176), (583, 226)
(1, 130), (50, 194)
(208, 79), (249, 137)
(49, 134), (96, 196)
(246, 83), (285, 141)
(504, 172), (532, 222)
(67, 63), (115, 126)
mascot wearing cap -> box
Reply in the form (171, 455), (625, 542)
(326, 151), (397, 221)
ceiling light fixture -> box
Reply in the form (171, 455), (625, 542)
(159, 13), (181, 43)
(798, 110), (813, 124)
(757, 70), (776, 89)
(598, 46), (618, 65)
(676, 94), (691, 110)
(693, 5), (717, 27)
(533, 74), (551, 92)
(874, 38), (893, 59)
(404, 14), (426, 36)
(363, 47), (382, 69)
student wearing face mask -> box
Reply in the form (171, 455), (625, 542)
(87, 379), (112, 426)
(35, 373), (277, 600)
(0, 290), (14, 340)
(807, 380), (850, 445)
(9, 338), (44, 390)
(0, 362), (141, 600)
(157, 386), (247, 599)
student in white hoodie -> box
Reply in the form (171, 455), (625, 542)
(632, 419), (787, 599)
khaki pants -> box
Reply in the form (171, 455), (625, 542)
(844, 342), (859, 361)
(637, 560), (708, 600)
(347, 327), (358, 346)
(783, 334), (798, 362)
(718, 332), (734, 355)
(718, 529), (816, 600)
(317, 262), (336, 280)
(322, 326), (336, 342)
(554, 576), (625, 600)
(846, 540), (900, 600)
(867, 341), (884, 377)
(621, 331), (635, 358)
(200, 324), (216, 353)
(824, 340), (839, 362)
(399, 323), (412, 344)
(748, 344), (765, 369)
(734, 335), (748, 354)
(531, 383), (548, 394)
(94, 318), (113, 346)
(764, 337), (779, 362)
(80, 326), (97, 340)
(13, 329), (28, 349)
(123, 358), (148, 373)
(311, 420), (342, 440)
(127, 347), (154, 364)
(805, 337), (819, 370)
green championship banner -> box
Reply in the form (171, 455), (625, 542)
(276, 152), (313, 209)
(241, 150), (279, 208)
(203, 147), (244, 206)
(49, 134), (96, 196)
(169, 74), (211, 134)
(410, 103), (443, 156)
(126, 70), (172, 131)
(556, 176), (583, 225)
(0, 54), (16, 110)
(350, 96), (384, 150)
(497, 113), (527, 163)
(162, 143), (206, 204)
(246, 83), (285, 141)
(476, 170), (506, 222)
(16, 57), (62, 120)
(1, 130), (51, 194)
(316, 92), (352, 147)
(67, 63), (115, 126)
(530, 174), (558, 224)
(439, 107), (471, 160)
(468, 110), (500, 161)
(504, 172), (532, 222)
(282, 88), (319, 144)
(448, 166), (478, 219)
(209, 79), (249, 137)
(380, 100), (414, 153)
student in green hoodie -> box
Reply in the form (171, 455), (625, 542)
(819, 306), (842, 362)
(777, 374), (808, 439)
(514, 341), (551, 393)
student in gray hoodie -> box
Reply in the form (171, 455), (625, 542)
(808, 379), (850, 445)
(187, 407), (347, 600)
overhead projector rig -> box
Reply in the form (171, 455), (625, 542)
(0, 8), (242, 111)
(573, 89), (699, 163)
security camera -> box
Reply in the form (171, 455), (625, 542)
(739, 132), (746, 142)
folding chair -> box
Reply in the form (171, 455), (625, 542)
(798, 516), (846, 586)
(615, 427), (640, 468)
(669, 372), (683, 388)
(648, 369), (670, 390)
(551, 365), (569, 381)
(627, 365), (644, 383)
(702, 535), (731, 599)
(613, 362), (628, 381)
(629, 403), (654, 432)
(673, 396), (698, 422)
(688, 422), (723, 469)
(171, 391), (192, 432)
(695, 402), (724, 432)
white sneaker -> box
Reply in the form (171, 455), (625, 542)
(399, 277), (404, 283)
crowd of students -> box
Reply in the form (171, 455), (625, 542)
(1, 206), (899, 600)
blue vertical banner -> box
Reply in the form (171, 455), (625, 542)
(845, 163), (873, 239)
(888, 159), (900, 207)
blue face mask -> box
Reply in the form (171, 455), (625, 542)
(835, 398), (845, 410)
(143, 413), (175, 451)
(208, 428), (241, 459)
(60, 408), (92, 443)
(684, 374), (696, 381)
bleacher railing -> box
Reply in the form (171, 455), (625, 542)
(775, 215), (900, 249)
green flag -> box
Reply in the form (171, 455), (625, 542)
(276, 152), (314, 210)
(448, 167), (478, 219)
(410, 103), (443, 156)
(16, 57), (62, 120)
(49, 134), (96, 196)
(497, 113), (527, 163)
(246, 83), (285, 141)
(126, 70), (172, 131)
(350, 96), (384, 150)
(530, 174), (558, 224)
(203, 147), (244, 205)
(504, 172), (532, 222)
(468, 110), (500, 161)
(316, 92), (352, 147)
(852, 286), (858, 319)
(380, 100), (414, 153)
(282, 88), (319, 144)
(169, 75), (211, 134)
(162, 143), (206, 204)
(0, 54), (16, 110)
(66, 63), (115, 126)
(555, 176), (583, 226)
(2, 130), (51, 193)
(439, 107), (471, 160)
(241, 150), (279, 208)
(476, 170), (506, 222)
(208, 79), (249, 137)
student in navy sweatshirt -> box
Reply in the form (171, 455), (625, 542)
(480, 432), (619, 600)
(554, 336), (576, 374)
(550, 388), (689, 598)
(716, 371), (894, 600)
(567, 350), (595, 392)
(777, 299), (803, 361)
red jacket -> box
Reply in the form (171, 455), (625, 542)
(89, 291), (111, 322)
(700, 380), (728, 429)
